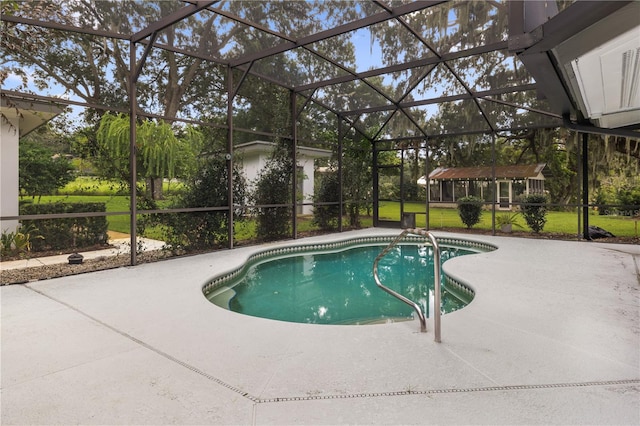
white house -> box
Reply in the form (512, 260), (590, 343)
(234, 141), (332, 215)
(1, 95), (63, 234)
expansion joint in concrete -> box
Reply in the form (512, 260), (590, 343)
(21, 283), (640, 407)
(256, 379), (640, 403)
(23, 283), (260, 403)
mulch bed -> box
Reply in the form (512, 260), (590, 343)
(1, 228), (637, 286)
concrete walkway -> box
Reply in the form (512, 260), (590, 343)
(0, 236), (166, 271)
(1, 229), (639, 425)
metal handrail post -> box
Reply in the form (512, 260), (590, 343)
(425, 231), (441, 343)
(372, 228), (443, 341)
(373, 230), (427, 332)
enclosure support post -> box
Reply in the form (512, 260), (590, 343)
(373, 142), (379, 227)
(227, 66), (234, 249)
(338, 117), (344, 233)
(576, 132), (582, 238)
(491, 133), (496, 235)
(129, 41), (138, 266)
(399, 146), (405, 223)
(424, 138), (429, 231)
(582, 132), (590, 240)
(291, 90), (298, 239)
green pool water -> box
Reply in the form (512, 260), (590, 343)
(207, 243), (475, 325)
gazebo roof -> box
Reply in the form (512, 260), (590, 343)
(429, 163), (546, 181)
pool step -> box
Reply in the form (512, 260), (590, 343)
(207, 286), (237, 309)
(333, 316), (414, 325)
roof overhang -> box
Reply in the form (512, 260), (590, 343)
(234, 141), (332, 159)
(511, 1), (640, 131)
(552, 2), (640, 129)
(0, 94), (65, 136)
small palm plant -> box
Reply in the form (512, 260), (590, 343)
(496, 212), (523, 233)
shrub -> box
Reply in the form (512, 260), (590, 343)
(402, 182), (425, 202)
(313, 172), (341, 230)
(593, 189), (612, 216)
(19, 202), (108, 251)
(252, 155), (293, 241)
(457, 196), (483, 229)
(520, 194), (548, 233)
(162, 156), (246, 251)
(617, 187), (640, 216)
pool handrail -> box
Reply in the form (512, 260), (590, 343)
(372, 228), (442, 342)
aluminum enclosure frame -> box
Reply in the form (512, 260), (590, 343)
(1, 1), (638, 264)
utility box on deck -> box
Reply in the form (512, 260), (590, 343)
(401, 212), (416, 228)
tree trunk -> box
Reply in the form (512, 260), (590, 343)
(147, 177), (163, 200)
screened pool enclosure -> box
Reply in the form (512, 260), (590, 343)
(1, 1), (638, 265)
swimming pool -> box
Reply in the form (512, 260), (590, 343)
(203, 236), (495, 326)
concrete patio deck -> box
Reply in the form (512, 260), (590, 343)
(1, 229), (639, 425)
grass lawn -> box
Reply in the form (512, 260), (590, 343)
(58, 176), (184, 196)
(58, 177), (129, 196)
(379, 201), (638, 238)
(25, 194), (637, 242)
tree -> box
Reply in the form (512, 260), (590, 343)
(95, 112), (182, 199)
(250, 86), (294, 241)
(313, 171), (341, 230)
(252, 157), (292, 241)
(342, 132), (374, 227)
(1, 1), (361, 123)
(19, 141), (74, 200)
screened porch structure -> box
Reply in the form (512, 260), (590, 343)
(1, 1), (639, 265)
(424, 163), (547, 209)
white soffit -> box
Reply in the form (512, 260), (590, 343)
(553, 2), (640, 128)
(570, 27), (640, 124)
(0, 96), (64, 136)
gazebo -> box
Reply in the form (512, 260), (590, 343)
(422, 163), (547, 209)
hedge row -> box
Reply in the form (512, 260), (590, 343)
(20, 203), (109, 251)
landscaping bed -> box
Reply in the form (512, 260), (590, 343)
(1, 227), (637, 286)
